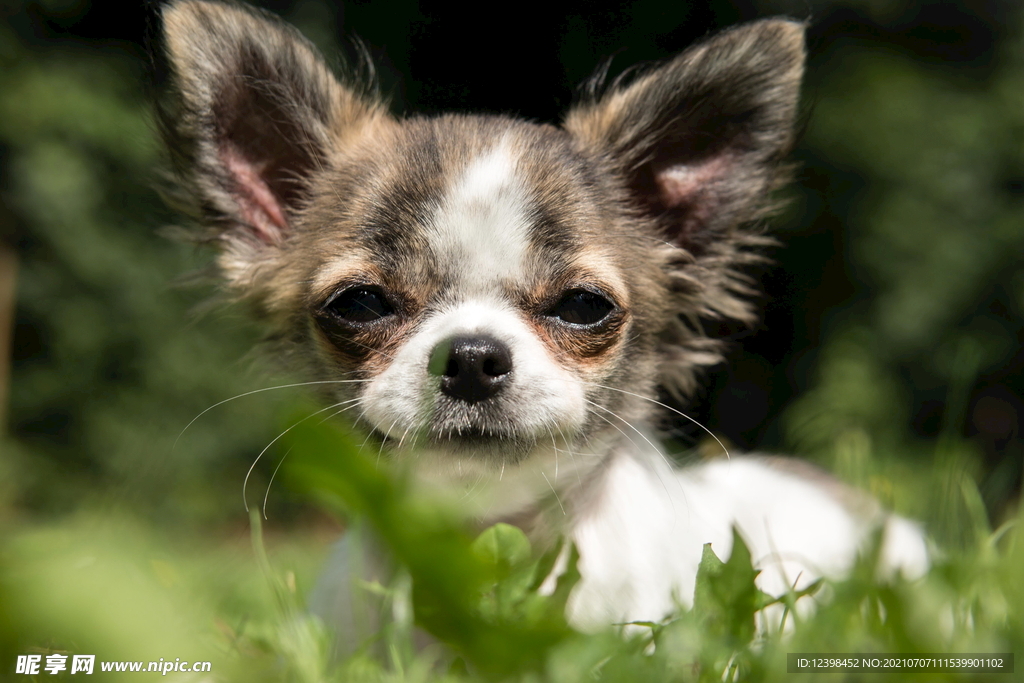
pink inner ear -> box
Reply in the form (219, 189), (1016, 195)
(653, 155), (730, 210)
(650, 154), (735, 246)
(220, 143), (289, 245)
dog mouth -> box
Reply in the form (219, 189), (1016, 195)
(429, 425), (528, 445)
(368, 422), (538, 461)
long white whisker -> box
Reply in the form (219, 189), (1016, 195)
(545, 426), (559, 481)
(262, 446), (292, 520)
(555, 423), (586, 489)
(583, 398), (680, 507)
(396, 424), (415, 450)
(583, 399), (665, 461)
(243, 399), (354, 512)
(335, 334), (399, 362)
(541, 470), (565, 516)
(577, 380), (731, 460)
(357, 426), (376, 451)
(174, 379), (368, 450)
(317, 398), (365, 425)
(546, 424), (590, 489)
(377, 418), (400, 469)
(550, 427), (559, 478)
(583, 404), (645, 462)
(260, 398), (365, 519)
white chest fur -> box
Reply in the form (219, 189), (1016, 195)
(312, 437), (929, 646)
(563, 441), (929, 630)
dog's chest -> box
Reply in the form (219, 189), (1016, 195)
(556, 446), (874, 630)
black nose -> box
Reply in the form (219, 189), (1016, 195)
(429, 335), (512, 403)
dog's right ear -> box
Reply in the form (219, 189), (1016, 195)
(153, 0), (386, 273)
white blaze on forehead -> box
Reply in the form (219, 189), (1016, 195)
(428, 141), (532, 290)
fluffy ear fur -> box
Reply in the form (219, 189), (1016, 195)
(565, 19), (804, 251)
(153, 0), (385, 281)
(565, 19), (806, 396)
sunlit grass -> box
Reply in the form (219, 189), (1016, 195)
(4, 416), (1020, 682)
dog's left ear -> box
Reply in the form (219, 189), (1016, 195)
(565, 19), (805, 252)
(152, 0), (387, 259)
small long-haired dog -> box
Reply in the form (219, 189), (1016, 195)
(153, 0), (927, 643)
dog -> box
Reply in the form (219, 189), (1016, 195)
(152, 0), (928, 648)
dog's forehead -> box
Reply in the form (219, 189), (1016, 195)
(426, 136), (539, 293)
(330, 117), (619, 298)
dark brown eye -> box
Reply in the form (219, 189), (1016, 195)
(324, 286), (394, 324)
(549, 290), (615, 326)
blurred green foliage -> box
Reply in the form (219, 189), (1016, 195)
(279, 421), (1023, 683)
(286, 418), (580, 678)
(0, 2), (305, 526)
(785, 28), (1024, 534)
(2, 419), (1022, 681)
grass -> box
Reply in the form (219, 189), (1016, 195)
(4, 415), (1020, 682)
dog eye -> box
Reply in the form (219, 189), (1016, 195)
(324, 287), (394, 323)
(549, 290), (615, 326)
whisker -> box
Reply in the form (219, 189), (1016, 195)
(546, 424), (588, 488)
(257, 397), (364, 518)
(541, 470), (566, 516)
(549, 427), (559, 478)
(357, 426), (376, 451)
(377, 418), (401, 469)
(334, 334), (399, 362)
(261, 446), (292, 520)
(243, 399), (357, 512)
(315, 397), (365, 424)
(583, 398), (664, 461)
(583, 399), (680, 508)
(582, 405), (643, 461)
(396, 424), (415, 450)
(545, 426), (558, 480)
(554, 423), (586, 489)
(576, 380), (731, 460)
(174, 378), (368, 450)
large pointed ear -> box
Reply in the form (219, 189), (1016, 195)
(152, 0), (386, 256)
(564, 19), (805, 253)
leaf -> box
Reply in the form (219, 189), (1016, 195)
(692, 529), (763, 645)
(284, 416), (575, 678)
(472, 523), (532, 580)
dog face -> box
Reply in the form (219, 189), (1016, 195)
(155, 1), (804, 512)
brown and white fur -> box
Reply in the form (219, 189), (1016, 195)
(153, 0), (928, 645)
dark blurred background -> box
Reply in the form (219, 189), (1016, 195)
(2, 0), (1022, 540)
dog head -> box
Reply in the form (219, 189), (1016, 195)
(154, 0), (804, 515)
